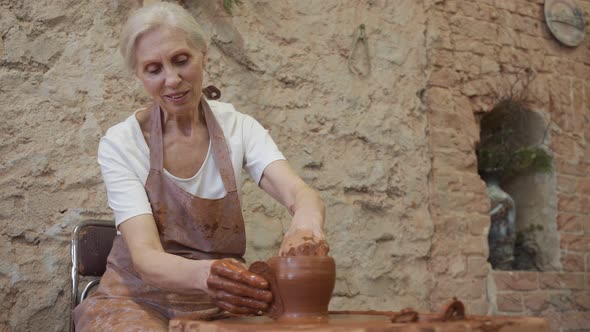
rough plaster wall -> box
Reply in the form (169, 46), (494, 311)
(187, 0), (432, 310)
(0, 0), (431, 330)
(1, 1), (136, 331)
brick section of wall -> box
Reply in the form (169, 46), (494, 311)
(424, 1), (492, 316)
(1, 1), (436, 330)
(425, 0), (590, 331)
(492, 271), (590, 332)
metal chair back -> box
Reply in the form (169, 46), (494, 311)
(70, 220), (116, 332)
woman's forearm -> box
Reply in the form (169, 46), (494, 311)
(133, 248), (213, 294)
(280, 185), (328, 256)
(289, 185), (326, 232)
(119, 214), (213, 294)
(258, 160), (327, 255)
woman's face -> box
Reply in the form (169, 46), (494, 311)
(134, 26), (206, 116)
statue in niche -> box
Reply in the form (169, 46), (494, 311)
(484, 175), (517, 270)
(512, 232), (540, 270)
(476, 86), (554, 271)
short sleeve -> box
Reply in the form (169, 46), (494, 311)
(241, 115), (286, 184)
(98, 134), (153, 228)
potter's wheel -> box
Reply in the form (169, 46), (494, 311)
(169, 311), (549, 332)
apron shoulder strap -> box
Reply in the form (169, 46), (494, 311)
(201, 97), (238, 193)
(149, 102), (164, 171)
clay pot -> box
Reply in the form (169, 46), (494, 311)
(267, 256), (336, 322)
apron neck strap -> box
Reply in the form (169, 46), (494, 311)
(201, 97), (238, 193)
(148, 95), (238, 193)
(149, 102), (164, 171)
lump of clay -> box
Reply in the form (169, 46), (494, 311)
(284, 239), (329, 257)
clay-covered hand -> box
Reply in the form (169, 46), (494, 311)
(207, 258), (273, 315)
(279, 227), (329, 256)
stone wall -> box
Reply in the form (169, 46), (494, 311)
(424, 0), (590, 331)
(0, 1), (431, 331)
(0, 0), (588, 331)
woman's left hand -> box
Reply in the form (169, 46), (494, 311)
(279, 222), (329, 256)
(258, 160), (328, 256)
(206, 258), (273, 314)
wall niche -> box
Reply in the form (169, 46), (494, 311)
(477, 100), (560, 271)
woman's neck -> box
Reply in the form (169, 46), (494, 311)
(162, 103), (205, 137)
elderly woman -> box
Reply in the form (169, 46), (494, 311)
(73, 2), (327, 331)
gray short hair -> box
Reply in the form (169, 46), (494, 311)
(120, 2), (208, 71)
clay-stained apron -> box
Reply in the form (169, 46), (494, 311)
(74, 92), (246, 331)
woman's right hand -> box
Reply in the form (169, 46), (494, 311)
(206, 258), (273, 315)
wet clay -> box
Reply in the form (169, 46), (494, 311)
(267, 256), (336, 322)
(208, 259), (272, 315)
(248, 261), (284, 319)
(170, 312), (549, 332)
(283, 238), (330, 256)
(390, 298), (465, 323)
(439, 297), (465, 321)
(169, 289), (549, 331)
(390, 308), (419, 323)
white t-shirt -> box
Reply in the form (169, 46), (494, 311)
(98, 100), (285, 228)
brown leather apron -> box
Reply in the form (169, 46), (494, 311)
(74, 94), (246, 331)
